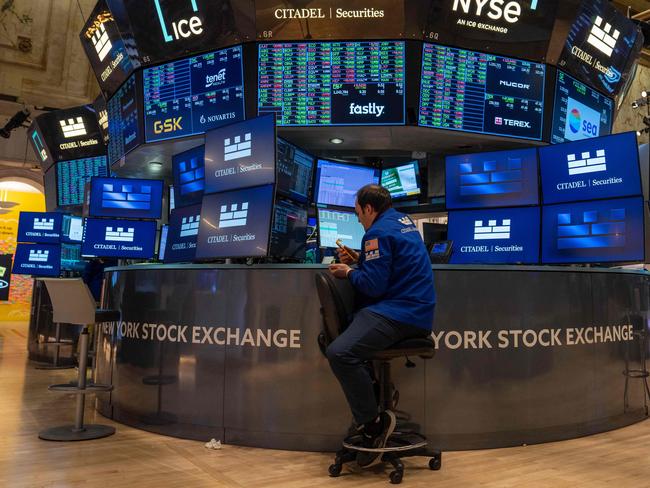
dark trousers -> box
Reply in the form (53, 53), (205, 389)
(326, 308), (432, 426)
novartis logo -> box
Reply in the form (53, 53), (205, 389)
(452, 0), (539, 24)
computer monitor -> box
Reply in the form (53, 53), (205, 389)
(276, 138), (315, 203)
(429, 241), (453, 264)
(82, 218), (156, 259)
(12, 243), (61, 277)
(270, 198), (308, 260)
(381, 162), (421, 200)
(315, 159), (380, 208)
(317, 207), (365, 251)
(88, 177), (164, 219)
(172, 145), (205, 208)
(165, 204), (201, 263)
(158, 225), (169, 261)
(61, 215), (83, 243)
(60, 243), (85, 272)
(17, 212), (62, 244)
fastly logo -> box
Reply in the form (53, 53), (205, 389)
(60, 117), (87, 138)
(452, 0), (538, 24)
(34, 218), (54, 231)
(206, 68), (226, 88)
(349, 103), (384, 118)
(105, 227), (135, 242)
(474, 219), (511, 240)
(219, 203), (248, 228)
(587, 16), (620, 58)
(29, 250), (49, 262)
(567, 149), (606, 176)
(91, 22), (112, 62)
(154, 0), (204, 43)
(154, 117), (182, 134)
(224, 132), (251, 162)
(180, 215), (201, 237)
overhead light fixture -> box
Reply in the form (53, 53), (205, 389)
(329, 137), (344, 144)
(149, 161), (163, 171)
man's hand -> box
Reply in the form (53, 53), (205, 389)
(329, 263), (352, 279)
(337, 245), (359, 265)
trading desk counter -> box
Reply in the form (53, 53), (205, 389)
(95, 264), (650, 451)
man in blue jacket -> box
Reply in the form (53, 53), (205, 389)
(328, 184), (436, 466)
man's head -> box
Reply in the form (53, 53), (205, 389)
(355, 184), (392, 230)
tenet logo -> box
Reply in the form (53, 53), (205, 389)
(205, 68), (226, 88)
(154, 117), (183, 135)
(564, 98), (600, 142)
(154, 0), (204, 43)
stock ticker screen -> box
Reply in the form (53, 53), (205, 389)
(56, 156), (109, 207)
(258, 41), (405, 126)
(107, 73), (142, 164)
(143, 45), (245, 142)
(419, 43), (545, 140)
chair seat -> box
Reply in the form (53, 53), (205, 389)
(371, 336), (435, 360)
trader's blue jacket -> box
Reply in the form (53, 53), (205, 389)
(348, 208), (436, 330)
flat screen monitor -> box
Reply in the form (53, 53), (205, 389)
(204, 115), (276, 194)
(61, 215), (84, 243)
(55, 156), (110, 208)
(107, 72), (143, 164)
(541, 196), (645, 264)
(60, 243), (85, 272)
(550, 70), (614, 144)
(258, 41), (406, 126)
(143, 45), (245, 143)
(195, 184), (275, 259)
(270, 198), (308, 260)
(88, 177), (164, 219)
(419, 43), (546, 141)
(315, 160), (380, 208)
(540, 132), (641, 204)
(276, 138), (314, 203)
(165, 204), (202, 263)
(172, 145), (205, 208)
(13, 243), (61, 277)
(447, 206), (540, 264)
(17, 212), (62, 244)
(381, 162), (421, 200)
(158, 225), (169, 261)
(318, 207), (365, 251)
(82, 218), (156, 259)
(445, 148), (539, 209)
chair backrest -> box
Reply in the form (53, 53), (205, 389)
(39, 278), (97, 325)
(315, 272), (355, 345)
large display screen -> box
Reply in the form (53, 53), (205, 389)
(82, 218), (156, 259)
(270, 198), (308, 260)
(276, 138), (314, 203)
(419, 43), (545, 140)
(165, 204), (201, 263)
(88, 177), (164, 219)
(143, 45), (245, 142)
(541, 196), (644, 264)
(315, 160), (380, 208)
(60, 243), (85, 272)
(13, 244), (61, 277)
(318, 207), (365, 250)
(445, 148), (539, 210)
(172, 145), (205, 208)
(258, 41), (405, 126)
(381, 162), (421, 200)
(447, 206), (540, 264)
(17, 212), (62, 244)
(56, 156), (109, 208)
(423, 0), (559, 62)
(550, 70), (614, 144)
(195, 184), (275, 259)
(204, 115), (276, 194)
(558, 0), (641, 97)
(107, 72), (143, 164)
(540, 132), (641, 204)
(62, 215), (84, 244)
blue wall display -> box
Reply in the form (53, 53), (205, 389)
(88, 177), (164, 219)
(17, 212), (63, 244)
(165, 203), (202, 263)
(82, 218), (157, 259)
(12, 244), (61, 277)
(172, 145), (205, 208)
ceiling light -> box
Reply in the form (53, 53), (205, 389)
(329, 137), (344, 144)
(149, 161), (163, 171)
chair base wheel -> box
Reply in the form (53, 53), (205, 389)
(429, 454), (442, 470)
(39, 424), (115, 441)
(328, 463), (342, 477)
(389, 470), (403, 484)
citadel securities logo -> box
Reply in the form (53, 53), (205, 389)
(587, 16), (620, 58)
(60, 117), (87, 138)
(474, 219), (511, 240)
(218, 203), (248, 228)
(567, 149), (606, 176)
(105, 227), (135, 243)
(91, 23), (112, 62)
(180, 215), (200, 237)
(224, 132), (252, 162)
(155, 0), (203, 43)
(33, 218), (54, 231)
(273, 7), (384, 20)
(28, 250), (49, 263)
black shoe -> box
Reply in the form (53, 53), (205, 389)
(356, 410), (397, 468)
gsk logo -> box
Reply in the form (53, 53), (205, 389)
(154, 117), (183, 135)
(154, 0), (204, 43)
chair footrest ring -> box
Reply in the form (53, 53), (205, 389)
(342, 432), (427, 453)
(48, 383), (113, 393)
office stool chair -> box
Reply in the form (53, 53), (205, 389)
(623, 313), (650, 414)
(36, 278), (119, 441)
(315, 272), (441, 484)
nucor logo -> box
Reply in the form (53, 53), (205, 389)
(500, 80), (530, 89)
(452, 0), (539, 24)
(155, 0), (203, 43)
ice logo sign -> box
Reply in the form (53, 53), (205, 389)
(224, 133), (251, 162)
(557, 208), (625, 249)
(105, 227), (135, 243)
(91, 22), (112, 62)
(154, 0), (204, 43)
(587, 16), (620, 58)
(474, 219), (511, 240)
(180, 215), (200, 237)
(28, 250), (49, 262)
(567, 149), (606, 176)
(60, 117), (87, 138)
(33, 218), (54, 231)
(219, 203), (248, 228)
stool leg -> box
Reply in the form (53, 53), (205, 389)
(73, 327), (89, 432)
(35, 322), (74, 370)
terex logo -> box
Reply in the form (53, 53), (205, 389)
(349, 103), (385, 118)
(452, 0), (538, 24)
(495, 117), (531, 128)
(154, 0), (203, 43)
(154, 117), (183, 135)
(500, 80), (530, 90)
(206, 69), (226, 88)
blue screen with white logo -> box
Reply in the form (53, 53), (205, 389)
(88, 177), (164, 219)
(317, 207), (365, 251)
(143, 45), (245, 143)
(17, 212), (62, 244)
(447, 207), (540, 264)
(541, 197), (644, 264)
(195, 185), (275, 259)
(315, 160), (380, 208)
(173, 145), (205, 208)
(446, 148), (539, 209)
(12, 243), (61, 277)
(165, 204), (202, 263)
(550, 71), (614, 145)
(82, 218), (156, 259)
(540, 132), (641, 204)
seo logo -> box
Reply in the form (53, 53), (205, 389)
(154, 0), (204, 43)
(568, 109), (581, 134)
(154, 117), (183, 134)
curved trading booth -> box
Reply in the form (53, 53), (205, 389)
(18, 0), (649, 453)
